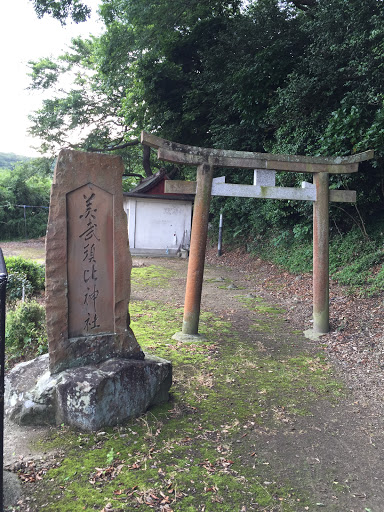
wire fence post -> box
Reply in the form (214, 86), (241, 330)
(23, 205), (27, 239)
(217, 212), (223, 257)
(0, 248), (8, 512)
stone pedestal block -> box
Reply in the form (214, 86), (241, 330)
(5, 354), (172, 431)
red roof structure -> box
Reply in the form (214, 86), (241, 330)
(124, 170), (192, 200)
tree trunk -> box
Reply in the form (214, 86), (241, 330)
(143, 145), (152, 177)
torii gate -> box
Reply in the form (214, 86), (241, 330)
(141, 131), (373, 336)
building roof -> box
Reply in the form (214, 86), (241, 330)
(127, 170), (167, 194)
(123, 169), (193, 201)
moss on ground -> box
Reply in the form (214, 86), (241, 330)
(131, 265), (176, 288)
(236, 295), (285, 316)
(19, 265), (344, 512)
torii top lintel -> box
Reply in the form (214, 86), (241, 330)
(141, 132), (374, 174)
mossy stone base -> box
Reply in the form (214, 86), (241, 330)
(303, 328), (326, 341)
(5, 353), (172, 431)
(172, 332), (207, 342)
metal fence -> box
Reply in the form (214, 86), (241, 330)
(0, 248), (8, 511)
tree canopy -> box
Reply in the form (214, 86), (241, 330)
(0, 158), (53, 239)
(30, 0), (91, 24)
(0, 152), (30, 169)
(28, 0), (384, 240)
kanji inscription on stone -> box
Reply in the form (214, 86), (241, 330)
(67, 183), (114, 337)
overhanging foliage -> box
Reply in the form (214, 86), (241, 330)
(28, 0), (384, 240)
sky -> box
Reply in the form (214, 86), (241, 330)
(0, 0), (103, 157)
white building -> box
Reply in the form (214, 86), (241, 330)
(123, 170), (193, 257)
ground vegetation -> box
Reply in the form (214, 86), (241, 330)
(2, 246), (384, 511)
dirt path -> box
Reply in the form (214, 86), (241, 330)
(0, 238), (45, 262)
(132, 255), (384, 511)
(2, 241), (384, 511)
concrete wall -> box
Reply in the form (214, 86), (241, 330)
(123, 197), (192, 255)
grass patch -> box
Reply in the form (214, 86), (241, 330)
(250, 322), (273, 332)
(20, 265), (344, 511)
(236, 295), (286, 316)
(131, 265), (176, 288)
(249, 224), (384, 296)
(1, 246), (45, 263)
(39, 414), (310, 511)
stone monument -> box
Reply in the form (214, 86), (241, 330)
(5, 150), (172, 430)
(46, 149), (144, 372)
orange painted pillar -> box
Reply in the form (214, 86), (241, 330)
(182, 163), (214, 335)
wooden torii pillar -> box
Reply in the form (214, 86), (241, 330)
(141, 132), (373, 336)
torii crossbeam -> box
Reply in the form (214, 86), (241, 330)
(141, 131), (373, 336)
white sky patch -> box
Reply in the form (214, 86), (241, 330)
(0, 0), (103, 157)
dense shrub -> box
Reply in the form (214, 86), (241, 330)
(6, 272), (34, 304)
(228, 221), (384, 296)
(4, 256), (45, 292)
(5, 300), (48, 367)
(0, 158), (52, 240)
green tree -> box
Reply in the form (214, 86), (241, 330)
(28, 0), (384, 242)
(30, 0), (91, 24)
(0, 152), (29, 169)
(268, 0), (384, 156)
(0, 158), (52, 240)
(28, 1), (301, 167)
(266, 0), (384, 229)
(28, 34), (158, 178)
